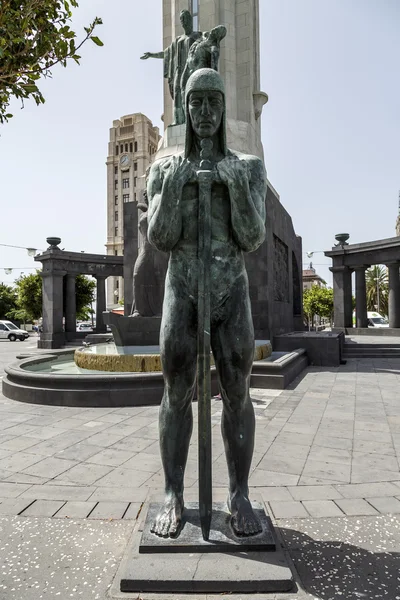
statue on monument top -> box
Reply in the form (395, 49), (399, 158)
(140, 10), (226, 127)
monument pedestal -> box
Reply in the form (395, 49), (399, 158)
(111, 499), (294, 595)
(103, 312), (161, 346)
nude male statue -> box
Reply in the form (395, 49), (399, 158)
(141, 10), (202, 125)
(147, 68), (267, 538)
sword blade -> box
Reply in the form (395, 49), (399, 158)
(197, 169), (213, 541)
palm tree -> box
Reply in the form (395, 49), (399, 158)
(365, 265), (388, 316)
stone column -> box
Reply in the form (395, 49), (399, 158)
(39, 270), (66, 349)
(95, 276), (107, 333)
(330, 266), (353, 329)
(64, 274), (76, 335)
(388, 262), (400, 328)
(354, 266), (368, 328)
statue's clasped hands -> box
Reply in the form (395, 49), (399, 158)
(217, 156), (249, 186)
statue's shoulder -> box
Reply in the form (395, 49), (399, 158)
(227, 149), (266, 176)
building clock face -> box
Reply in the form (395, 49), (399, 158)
(120, 154), (130, 168)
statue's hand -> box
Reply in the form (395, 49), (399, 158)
(217, 156), (249, 186)
(164, 156), (194, 186)
(140, 52), (152, 60)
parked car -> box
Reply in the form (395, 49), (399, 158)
(76, 322), (93, 332)
(367, 312), (389, 328)
(0, 320), (29, 341)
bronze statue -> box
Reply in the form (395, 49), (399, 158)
(147, 68), (267, 539)
(141, 10), (202, 125)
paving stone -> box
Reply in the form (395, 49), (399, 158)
(87, 501), (129, 520)
(0, 436), (39, 452)
(123, 502), (143, 520)
(54, 462), (113, 485)
(88, 487), (149, 503)
(366, 496), (400, 514)
(312, 435), (353, 451)
(249, 468), (299, 487)
(87, 448), (133, 467)
(22, 456), (77, 478)
(20, 484), (95, 501)
(334, 498), (380, 516)
(85, 431), (127, 447)
(111, 436), (155, 453)
(302, 500), (344, 517)
(288, 485), (343, 501)
(308, 446), (352, 464)
(269, 500), (309, 519)
(0, 451), (43, 473)
(301, 459), (351, 483)
(54, 442), (104, 461)
(0, 497), (35, 515)
(22, 499), (67, 517)
(94, 467), (154, 488)
(336, 482), (400, 499)
(122, 452), (162, 473)
(0, 482), (31, 498)
(53, 501), (97, 519)
(256, 487), (293, 503)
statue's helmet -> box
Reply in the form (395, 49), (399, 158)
(184, 68), (227, 158)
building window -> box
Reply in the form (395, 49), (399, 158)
(125, 143), (128, 152)
(134, 141), (138, 152)
(115, 211), (118, 221)
(115, 280), (119, 289)
(115, 227), (118, 236)
(123, 194), (130, 203)
(116, 146), (119, 155)
(114, 166), (118, 174)
(134, 192), (137, 201)
(191, 0), (199, 29)
(122, 178), (129, 189)
(114, 180), (118, 190)
(134, 162), (137, 171)
(115, 250), (118, 256)
(130, 142), (133, 152)
(134, 177), (137, 187)
(120, 144), (123, 153)
(114, 195), (118, 205)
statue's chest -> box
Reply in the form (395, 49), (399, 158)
(181, 182), (230, 238)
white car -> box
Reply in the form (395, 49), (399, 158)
(367, 312), (389, 328)
(0, 320), (29, 342)
(76, 323), (93, 332)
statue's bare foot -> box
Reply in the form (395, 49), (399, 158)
(150, 493), (184, 538)
(228, 493), (262, 537)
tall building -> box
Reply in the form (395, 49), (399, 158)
(105, 113), (160, 307)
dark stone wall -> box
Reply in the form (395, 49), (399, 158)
(245, 183), (303, 340)
(123, 202), (139, 316)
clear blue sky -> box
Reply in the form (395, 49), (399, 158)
(0, 0), (399, 288)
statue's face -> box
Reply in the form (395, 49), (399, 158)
(188, 91), (224, 139)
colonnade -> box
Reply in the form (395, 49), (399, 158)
(330, 263), (400, 329)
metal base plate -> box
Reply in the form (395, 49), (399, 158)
(139, 501), (276, 553)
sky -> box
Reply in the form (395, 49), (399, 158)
(0, 0), (399, 289)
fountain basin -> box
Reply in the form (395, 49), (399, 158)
(2, 343), (305, 408)
(74, 341), (272, 373)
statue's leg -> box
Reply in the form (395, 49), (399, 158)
(211, 275), (262, 536)
(151, 279), (197, 537)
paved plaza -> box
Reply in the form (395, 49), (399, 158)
(0, 340), (400, 598)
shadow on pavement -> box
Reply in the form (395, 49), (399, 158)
(279, 527), (400, 599)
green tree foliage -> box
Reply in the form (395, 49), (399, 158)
(75, 274), (96, 320)
(13, 272), (42, 320)
(0, 283), (18, 318)
(0, 0), (102, 123)
(366, 265), (388, 316)
(303, 285), (334, 326)
(11, 272), (95, 322)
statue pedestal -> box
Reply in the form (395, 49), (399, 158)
(112, 497), (294, 594)
(102, 312), (161, 347)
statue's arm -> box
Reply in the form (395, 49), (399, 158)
(140, 51), (164, 60)
(147, 160), (183, 252)
(221, 157), (266, 252)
